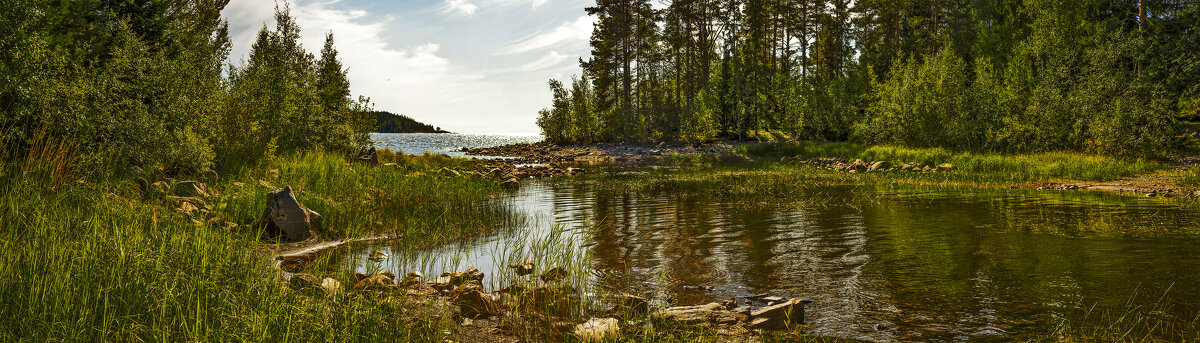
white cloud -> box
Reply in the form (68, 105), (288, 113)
(501, 51), (570, 73)
(443, 0), (477, 17)
(222, 1), (483, 127)
(495, 15), (595, 55)
(222, 0), (596, 134)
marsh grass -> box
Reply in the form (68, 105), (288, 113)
(1178, 167), (1200, 186)
(736, 142), (1162, 182)
(5, 134), (1192, 342)
(1044, 287), (1200, 342)
(0, 135), (519, 341)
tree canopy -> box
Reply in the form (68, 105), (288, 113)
(0, 2), (374, 174)
(539, 0), (1200, 157)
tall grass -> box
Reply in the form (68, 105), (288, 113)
(734, 141), (866, 160)
(0, 136), (517, 341)
(1043, 286), (1200, 342)
(736, 142), (1162, 182)
(857, 146), (1161, 182)
(1178, 167), (1200, 186)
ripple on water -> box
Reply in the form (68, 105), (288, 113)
(334, 172), (1200, 342)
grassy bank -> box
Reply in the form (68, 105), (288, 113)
(735, 141), (1163, 182)
(4, 134), (1190, 342)
(0, 136), (522, 341)
(0, 138), (858, 342)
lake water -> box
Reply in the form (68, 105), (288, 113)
(338, 135), (1200, 342)
(370, 133), (542, 157)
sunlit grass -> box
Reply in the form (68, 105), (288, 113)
(2, 133), (1194, 342)
(736, 142), (1163, 182)
(0, 135), (516, 341)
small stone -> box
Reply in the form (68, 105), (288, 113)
(456, 289), (502, 319)
(177, 202), (200, 216)
(400, 271), (424, 287)
(615, 293), (649, 316)
(288, 274), (318, 291)
(867, 161), (889, 172)
(368, 250), (387, 262)
(758, 295), (787, 302)
(432, 276), (454, 291)
(732, 306), (752, 316)
(574, 318), (620, 342)
(502, 178), (520, 189)
(850, 159), (868, 171)
(499, 282), (528, 295)
(357, 146), (379, 165)
(509, 261), (535, 276)
(353, 274), (395, 291)
(448, 268), (485, 286)
(541, 267), (568, 283)
(175, 181), (210, 197)
(748, 298), (805, 331)
(321, 278), (342, 297)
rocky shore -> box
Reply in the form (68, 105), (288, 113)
(280, 262), (810, 342)
(462, 141), (751, 164)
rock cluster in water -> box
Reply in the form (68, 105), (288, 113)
(281, 261), (809, 341)
(783, 156), (954, 173)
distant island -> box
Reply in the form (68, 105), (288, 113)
(374, 111), (450, 134)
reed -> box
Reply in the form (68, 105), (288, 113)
(736, 142), (1163, 182)
(0, 137), (519, 341)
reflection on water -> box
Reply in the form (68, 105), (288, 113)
(370, 133), (541, 158)
(337, 173), (1200, 342)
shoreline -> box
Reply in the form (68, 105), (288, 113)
(465, 140), (1200, 199)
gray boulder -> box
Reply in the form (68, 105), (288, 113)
(261, 186), (321, 242)
(357, 146), (378, 165)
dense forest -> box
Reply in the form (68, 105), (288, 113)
(374, 111), (450, 133)
(537, 0), (1200, 156)
(0, 1), (373, 174)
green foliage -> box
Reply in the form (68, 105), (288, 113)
(542, 0), (1193, 157)
(0, 136), (518, 341)
(740, 141), (1161, 182)
(0, 2), (371, 176)
(374, 111), (445, 133)
(734, 141), (866, 159)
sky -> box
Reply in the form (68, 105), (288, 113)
(221, 0), (596, 134)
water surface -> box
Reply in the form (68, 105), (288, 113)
(370, 133), (541, 158)
(339, 136), (1200, 341)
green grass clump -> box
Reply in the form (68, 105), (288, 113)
(0, 134), (519, 341)
(737, 141), (1162, 182)
(734, 141), (866, 160)
(1178, 167), (1200, 186)
(858, 146), (1161, 182)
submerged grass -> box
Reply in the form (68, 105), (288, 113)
(736, 141), (1163, 182)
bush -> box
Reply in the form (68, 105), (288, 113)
(855, 44), (974, 149)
